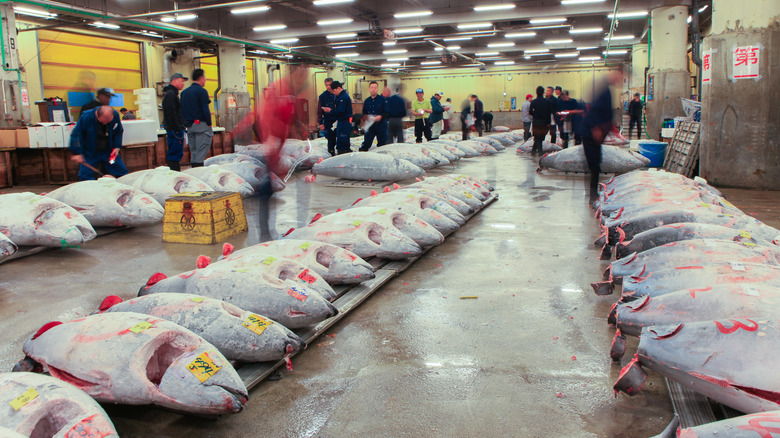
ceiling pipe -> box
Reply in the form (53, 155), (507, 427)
(604, 0), (621, 63)
(117, 0), (267, 19)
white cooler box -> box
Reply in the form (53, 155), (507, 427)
(122, 119), (159, 145)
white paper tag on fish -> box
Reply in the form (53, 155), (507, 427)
(729, 261), (746, 271)
(9, 387), (38, 410)
(187, 351), (222, 383)
(387, 227), (405, 240)
(740, 285), (760, 297)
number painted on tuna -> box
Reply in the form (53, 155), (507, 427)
(714, 318), (759, 334)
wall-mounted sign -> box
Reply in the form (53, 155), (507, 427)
(647, 75), (654, 101)
(732, 44), (761, 80)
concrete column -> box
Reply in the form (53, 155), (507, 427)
(645, 5), (690, 139)
(629, 44), (648, 92)
(217, 43), (250, 136)
(699, 0), (780, 189)
(327, 63), (346, 83)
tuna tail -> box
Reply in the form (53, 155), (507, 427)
(602, 265), (613, 281)
(351, 198), (363, 206)
(32, 321), (63, 340)
(600, 244), (613, 260)
(383, 186), (391, 193)
(393, 183), (401, 190)
(592, 281), (614, 296)
(310, 213), (323, 224)
(12, 356), (43, 373)
(283, 227), (295, 237)
(650, 414), (680, 438)
(98, 295), (123, 312)
(370, 190), (378, 196)
(197, 255), (211, 269)
(613, 355), (647, 396)
(139, 272), (168, 295)
(609, 330), (627, 362)
(607, 303), (618, 326)
(222, 243), (235, 257)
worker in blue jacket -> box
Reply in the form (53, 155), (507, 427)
(69, 105), (128, 180)
(322, 81), (352, 154)
(317, 77), (336, 155)
(360, 81), (388, 151)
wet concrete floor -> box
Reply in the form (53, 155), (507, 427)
(3, 151), (777, 437)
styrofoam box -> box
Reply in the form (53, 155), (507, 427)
(27, 126), (48, 148)
(122, 119), (159, 145)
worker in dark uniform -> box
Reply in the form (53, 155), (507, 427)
(162, 72), (188, 171)
(69, 105), (128, 180)
(545, 86), (558, 143)
(628, 93), (643, 139)
(470, 94), (484, 137)
(360, 81), (388, 151)
(582, 71), (622, 204)
(386, 86), (407, 144)
(322, 81), (352, 155)
(483, 111), (494, 132)
(529, 86), (553, 155)
(79, 88), (114, 119)
(317, 77), (336, 155)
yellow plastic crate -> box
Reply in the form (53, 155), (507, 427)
(163, 191), (248, 245)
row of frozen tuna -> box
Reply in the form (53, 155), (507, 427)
(0, 156), (288, 254)
(587, 169), (780, 435)
(310, 134), (518, 181)
(4, 174), (496, 432)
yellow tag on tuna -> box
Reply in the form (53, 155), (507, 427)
(129, 321), (153, 334)
(464, 192), (473, 198)
(187, 351), (222, 383)
(378, 209), (387, 214)
(190, 296), (205, 303)
(740, 230), (752, 239)
(242, 314), (273, 336)
(10, 387), (38, 411)
(299, 242), (312, 250)
(262, 256), (276, 265)
(351, 220), (362, 226)
(700, 203), (710, 208)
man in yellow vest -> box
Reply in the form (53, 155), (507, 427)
(411, 88), (432, 143)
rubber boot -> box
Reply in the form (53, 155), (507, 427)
(167, 160), (181, 172)
(191, 162), (204, 168)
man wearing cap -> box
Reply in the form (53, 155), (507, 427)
(80, 88), (115, 119)
(181, 68), (212, 167)
(522, 93), (533, 141)
(429, 92), (445, 140)
(162, 73), (188, 171)
(412, 88), (432, 143)
(318, 77), (336, 155)
(322, 81), (352, 154)
(69, 105), (128, 180)
(360, 81), (387, 151)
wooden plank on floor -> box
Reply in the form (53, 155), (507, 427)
(665, 378), (717, 429)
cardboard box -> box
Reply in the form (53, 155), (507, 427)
(0, 130), (16, 148)
(27, 126), (47, 148)
(15, 129), (29, 148)
(31, 122), (75, 148)
(122, 119), (159, 145)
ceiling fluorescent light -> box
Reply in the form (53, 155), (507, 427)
(270, 38), (299, 44)
(698, 4), (709, 13)
(505, 32), (535, 38)
(488, 42), (514, 48)
(91, 21), (120, 29)
(337, 52), (359, 57)
(160, 16), (176, 22)
(326, 32), (357, 39)
(383, 49), (407, 54)
(495, 61), (515, 65)
(395, 10), (433, 18)
(524, 49), (550, 54)
(476, 51), (500, 56)
(249, 50), (269, 54)
(443, 36), (473, 41)
(14, 7), (58, 18)
(313, 0), (354, 4)
(569, 27), (602, 34)
(576, 46), (597, 50)
(383, 41), (396, 46)
(420, 61), (441, 65)
(544, 39), (573, 44)
(381, 63), (401, 67)
(333, 44), (357, 49)
(434, 47), (444, 51)
(253, 24), (287, 32)
(231, 6), (270, 14)
(579, 56), (601, 61)
(318, 18), (353, 25)
(605, 35), (635, 40)
(457, 22), (493, 30)
(176, 14), (197, 21)
(555, 52), (579, 57)
(529, 17), (567, 24)
(446, 45), (461, 50)
(394, 27), (423, 34)
(387, 57), (409, 61)
(474, 4), (516, 11)
(561, 0), (605, 4)
(607, 11), (648, 19)
(603, 49), (627, 55)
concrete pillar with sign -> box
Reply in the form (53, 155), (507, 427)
(629, 44), (648, 93)
(699, 0), (780, 189)
(645, 5), (690, 139)
(217, 43), (250, 140)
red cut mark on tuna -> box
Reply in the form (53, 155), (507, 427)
(64, 211), (75, 219)
(629, 272), (652, 283)
(310, 213), (322, 224)
(663, 223), (685, 228)
(283, 228), (295, 237)
(178, 271), (197, 279)
(617, 227), (626, 243)
(628, 295), (651, 312)
(98, 295), (123, 311)
(661, 242), (678, 247)
(649, 323), (683, 339)
(351, 198), (363, 206)
(611, 207), (624, 220)
(47, 366), (98, 390)
(714, 318), (759, 334)
(736, 412), (780, 436)
(688, 286), (712, 298)
(197, 255), (211, 269)
(284, 356), (293, 371)
(32, 321), (63, 339)
(222, 243), (235, 257)
(620, 252), (638, 265)
(146, 272), (168, 287)
(651, 209), (671, 215)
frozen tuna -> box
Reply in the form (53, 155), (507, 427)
(118, 167), (213, 205)
(614, 319), (780, 414)
(1, 233), (17, 257)
(223, 239), (375, 285)
(353, 191), (466, 225)
(285, 213), (423, 260)
(540, 145), (649, 173)
(139, 264), (338, 328)
(349, 196), (460, 235)
(183, 165), (255, 198)
(204, 153), (264, 167)
(216, 161), (286, 193)
(15, 312), (248, 415)
(657, 411), (780, 438)
(97, 293), (305, 362)
(312, 152), (425, 181)
(45, 177), (164, 227)
(321, 207), (444, 248)
(0, 371), (118, 438)
(0, 193), (96, 247)
(375, 144), (448, 169)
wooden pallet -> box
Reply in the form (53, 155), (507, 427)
(323, 178), (401, 189)
(663, 121), (701, 178)
(236, 192), (499, 390)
